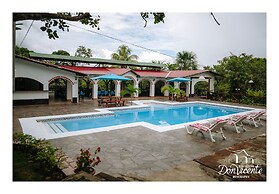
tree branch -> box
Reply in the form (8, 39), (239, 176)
(13, 13), (92, 22)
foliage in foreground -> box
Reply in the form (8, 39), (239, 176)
(13, 133), (66, 175)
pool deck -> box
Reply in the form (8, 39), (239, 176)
(13, 97), (266, 181)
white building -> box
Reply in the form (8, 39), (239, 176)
(14, 56), (85, 105)
(13, 54), (217, 105)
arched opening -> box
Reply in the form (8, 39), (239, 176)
(169, 82), (174, 87)
(180, 82), (187, 95)
(121, 79), (135, 97)
(79, 78), (93, 99)
(48, 76), (73, 102)
(194, 81), (208, 97)
(155, 80), (165, 96)
(139, 79), (150, 97)
(15, 77), (43, 91)
(97, 80), (116, 96)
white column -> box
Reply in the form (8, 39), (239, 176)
(186, 82), (191, 96)
(174, 82), (179, 89)
(150, 80), (155, 97)
(134, 81), (139, 97)
(164, 82), (169, 96)
(116, 81), (121, 97)
(210, 77), (214, 92)
(66, 81), (72, 101)
(72, 79), (79, 103)
(191, 80), (195, 95)
(92, 81), (98, 99)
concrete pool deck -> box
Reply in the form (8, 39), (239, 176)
(13, 97), (266, 181)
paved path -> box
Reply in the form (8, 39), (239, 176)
(49, 122), (266, 180)
(13, 99), (266, 180)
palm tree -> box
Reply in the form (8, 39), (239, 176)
(161, 85), (180, 101)
(121, 84), (140, 105)
(111, 45), (139, 62)
(176, 51), (198, 70)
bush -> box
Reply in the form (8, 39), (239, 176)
(13, 133), (66, 173)
(246, 89), (266, 105)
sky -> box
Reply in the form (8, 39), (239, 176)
(15, 12), (266, 67)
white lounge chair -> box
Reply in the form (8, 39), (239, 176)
(186, 119), (227, 143)
(246, 111), (265, 127)
(226, 114), (247, 133)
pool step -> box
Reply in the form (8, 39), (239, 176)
(48, 123), (67, 133)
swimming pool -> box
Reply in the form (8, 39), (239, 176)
(52, 103), (248, 132)
(20, 101), (257, 139)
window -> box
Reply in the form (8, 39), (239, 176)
(15, 77), (43, 91)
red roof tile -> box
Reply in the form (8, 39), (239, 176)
(59, 66), (209, 78)
(167, 70), (207, 78)
(61, 66), (130, 75)
(132, 70), (168, 78)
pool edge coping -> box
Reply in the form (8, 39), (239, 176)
(19, 100), (264, 140)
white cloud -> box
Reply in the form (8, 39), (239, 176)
(138, 51), (174, 63)
(92, 48), (113, 59)
(15, 13), (266, 67)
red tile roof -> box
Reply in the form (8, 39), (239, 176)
(62, 66), (209, 78)
(132, 69), (208, 78)
(167, 70), (207, 78)
(132, 70), (168, 78)
(61, 66), (130, 75)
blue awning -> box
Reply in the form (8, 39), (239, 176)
(167, 77), (191, 82)
(91, 74), (131, 81)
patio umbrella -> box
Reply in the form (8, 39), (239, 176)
(91, 74), (131, 95)
(167, 77), (191, 99)
(166, 77), (191, 82)
(91, 74), (131, 81)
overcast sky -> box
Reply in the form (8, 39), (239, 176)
(15, 12), (266, 67)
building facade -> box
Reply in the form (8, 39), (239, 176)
(14, 55), (216, 105)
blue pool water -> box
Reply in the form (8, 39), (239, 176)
(50, 103), (250, 132)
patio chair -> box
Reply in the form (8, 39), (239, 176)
(246, 111), (265, 127)
(225, 114), (247, 133)
(186, 119), (227, 143)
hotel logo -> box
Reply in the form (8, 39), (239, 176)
(218, 149), (263, 179)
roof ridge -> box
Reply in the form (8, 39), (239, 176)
(165, 71), (172, 78)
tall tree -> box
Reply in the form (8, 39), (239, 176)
(162, 62), (179, 70)
(213, 53), (266, 95)
(75, 46), (93, 58)
(176, 51), (198, 70)
(52, 50), (70, 56)
(51, 50), (71, 66)
(111, 45), (138, 62)
(74, 46), (93, 97)
(15, 46), (32, 57)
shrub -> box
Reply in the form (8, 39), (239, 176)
(13, 133), (66, 173)
(246, 89), (266, 105)
(75, 147), (101, 175)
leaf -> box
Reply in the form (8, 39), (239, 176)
(47, 28), (52, 33)
(40, 26), (47, 31)
(53, 20), (58, 26)
(53, 30), (59, 38)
